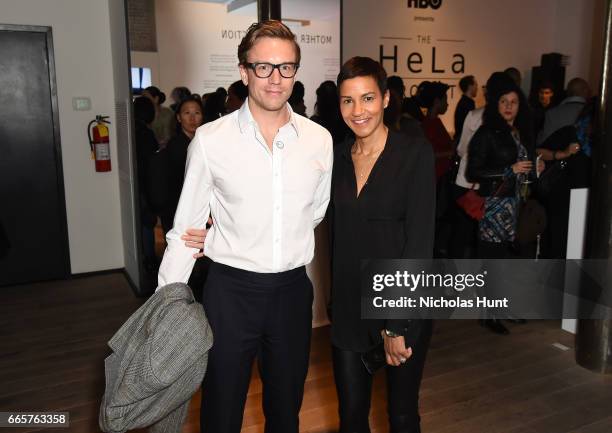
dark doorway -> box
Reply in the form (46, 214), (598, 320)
(0, 25), (70, 286)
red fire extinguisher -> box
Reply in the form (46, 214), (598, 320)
(87, 115), (112, 172)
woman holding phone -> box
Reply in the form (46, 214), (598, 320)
(329, 56), (435, 433)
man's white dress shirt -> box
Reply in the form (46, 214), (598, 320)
(455, 107), (483, 189)
(158, 100), (333, 287)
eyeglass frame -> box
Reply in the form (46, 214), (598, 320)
(243, 62), (300, 79)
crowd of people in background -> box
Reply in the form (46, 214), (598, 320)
(134, 66), (596, 336)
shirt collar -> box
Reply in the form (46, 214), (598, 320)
(237, 98), (300, 137)
(562, 96), (586, 105)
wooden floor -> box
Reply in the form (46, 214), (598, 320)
(1, 272), (611, 433)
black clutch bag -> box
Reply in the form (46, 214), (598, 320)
(361, 321), (423, 375)
(361, 342), (387, 375)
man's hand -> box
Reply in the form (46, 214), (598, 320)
(382, 331), (413, 367)
(536, 156), (545, 176)
(181, 217), (211, 258)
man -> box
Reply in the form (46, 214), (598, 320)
(538, 77), (591, 145)
(538, 83), (555, 109)
(454, 75), (477, 143)
(157, 20), (333, 433)
(532, 80), (555, 135)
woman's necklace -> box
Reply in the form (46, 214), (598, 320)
(352, 142), (385, 179)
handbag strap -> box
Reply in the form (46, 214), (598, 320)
(491, 177), (507, 198)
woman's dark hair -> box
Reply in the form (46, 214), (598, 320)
(387, 75), (405, 97)
(133, 96), (155, 124)
(203, 91), (226, 123)
(483, 78), (534, 147)
(175, 95), (204, 117)
(171, 86), (191, 103)
(144, 86), (166, 105)
(312, 80), (349, 145)
(288, 81), (305, 106)
(228, 80), (248, 101)
(337, 57), (387, 95)
(216, 87), (228, 99)
(419, 81), (449, 110)
(314, 80), (338, 118)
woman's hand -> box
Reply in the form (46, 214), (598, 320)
(565, 142), (580, 156)
(181, 217), (212, 258)
(512, 161), (533, 174)
(382, 330), (413, 366)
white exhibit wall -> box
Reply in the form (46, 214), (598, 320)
(553, 0), (605, 89)
(131, 51), (161, 88)
(343, 0), (604, 134)
(130, 0), (341, 117)
(0, 0), (125, 273)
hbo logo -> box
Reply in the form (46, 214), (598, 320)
(407, 0), (443, 9)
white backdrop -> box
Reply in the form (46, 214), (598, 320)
(132, 0), (341, 117)
(343, 0), (602, 135)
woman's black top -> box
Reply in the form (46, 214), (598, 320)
(135, 120), (160, 227)
(330, 129), (436, 352)
(467, 125), (533, 197)
(166, 130), (192, 214)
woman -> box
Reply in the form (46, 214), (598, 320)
(160, 96), (204, 234)
(142, 86), (176, 146)
(133, 96), (161, 274)
(225, 80), (248, 114)
(331, 57), (435, 433)
(202, 89), (226, 123)
(466, 79), (542, 334)
(310, 80), (350, 146)
(420, 81), (454, 181)
(180, 58), (435, 433)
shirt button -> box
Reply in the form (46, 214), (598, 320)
(275, 239), (280, 243)
(276, 141), (284, 149)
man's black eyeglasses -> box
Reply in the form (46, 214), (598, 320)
(244, 62), (300, 78)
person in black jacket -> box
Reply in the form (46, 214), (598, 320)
(134, 96), (161, 273)
(161, 96), (204, 234)
(332, 57), (435, 433)
(466, 79), (542, 334)
(311, 80), (351, 146)
(454, 75), (477, 143)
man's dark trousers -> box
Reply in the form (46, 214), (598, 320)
(200, 261), (313, 433)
